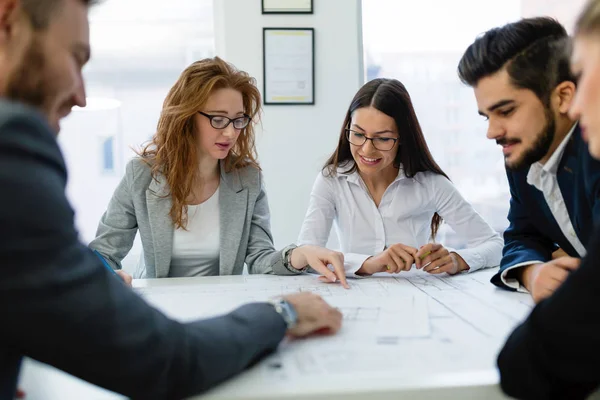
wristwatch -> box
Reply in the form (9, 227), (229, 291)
(269, 298), (298, 329)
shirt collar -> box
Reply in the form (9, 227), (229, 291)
(527, 123), (577, 189)
(342, 162), (407, 186)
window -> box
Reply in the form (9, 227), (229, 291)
(362, 0), (586, 245)
(58, 0), (215, 269)
(102, 136), (115, 173)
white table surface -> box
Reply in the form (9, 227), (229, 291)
(18, 267), (537, 400)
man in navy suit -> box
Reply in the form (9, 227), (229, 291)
(457, 17), (600, 303)
(0, 0), (344, 399)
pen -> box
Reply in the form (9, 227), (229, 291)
(93, 249), (118, 276)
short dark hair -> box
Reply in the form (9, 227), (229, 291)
(21, 0), (99, 30)
(457, 17), (574, 105)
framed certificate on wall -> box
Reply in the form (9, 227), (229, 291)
(262, 0), (313, 14)
(263, 28), (315, 105)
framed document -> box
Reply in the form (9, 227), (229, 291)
(262, 0), (313, 14)
(263, 28), (315, 105)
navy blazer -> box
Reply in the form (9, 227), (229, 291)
(492, 124), (600, 289)
(0, 100), (287, 399)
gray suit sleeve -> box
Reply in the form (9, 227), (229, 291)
(0, 111), (287, 399)
(244, 174), (299, 275)
(88, 160), (139, 270)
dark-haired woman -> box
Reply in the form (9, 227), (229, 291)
(298, 78), (502, 277)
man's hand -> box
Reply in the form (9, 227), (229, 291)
(415, 243), (470, 275)
(290, 245), (349, 289)
(356, 243), (418, 275)
(552, 248), (568, 260)
(519, 257), (581, 303)
(282, 292), (343, 337)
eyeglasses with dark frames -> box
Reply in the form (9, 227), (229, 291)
(345, 129), (399, 151)
(198, 111), (252, 130)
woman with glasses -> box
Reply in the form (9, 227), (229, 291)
(298, 78), (502, 277)
(89, 57), (348, 286)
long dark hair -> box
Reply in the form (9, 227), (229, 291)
(323, 78), (449, 239)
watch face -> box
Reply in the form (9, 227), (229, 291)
(281, 300), (298, 327)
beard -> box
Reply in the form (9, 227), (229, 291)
(503, 108), (556, 171)
(6, 37), (47, 108)
(5, 37), (62, 133)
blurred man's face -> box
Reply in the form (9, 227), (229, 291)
(3, 0), (90, 134)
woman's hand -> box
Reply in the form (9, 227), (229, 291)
(415, 243), (469, 275)
(357, 243), (419, 275)
(290, 245), (349, 289)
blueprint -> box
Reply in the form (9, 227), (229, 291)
(135, 267), (534, 392)
(136, 275), (430, 341)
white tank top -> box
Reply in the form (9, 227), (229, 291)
(169, 187), (220, 277)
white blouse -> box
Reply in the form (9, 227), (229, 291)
(169, 187), (220, 277)
(298, 166), (503, 276)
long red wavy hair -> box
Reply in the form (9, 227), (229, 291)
(139, 57), (261, 228)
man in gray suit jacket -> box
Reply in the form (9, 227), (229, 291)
(0, 0), (343, 399)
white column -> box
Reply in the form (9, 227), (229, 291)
(214, 0), (364, 248)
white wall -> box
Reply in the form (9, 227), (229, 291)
(214, 0), (364, 248)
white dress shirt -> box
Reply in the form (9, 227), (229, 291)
(298, 165), (503, 276)
(501, 124), (586, 291)
(169, 187), (220, 277)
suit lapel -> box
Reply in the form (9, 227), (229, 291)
(557, 125), (579, 232)
(146, 174), (174, 278)
(219, 164), (248, 275)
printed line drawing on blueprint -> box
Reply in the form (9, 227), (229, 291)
(134, 268), (534, 382)
(339, 306), (379, 321)
(135, 269), (533, 341)
(254, 269), (534, 381)
(135, 276), (431, 340)
(402, 269), (534, 339)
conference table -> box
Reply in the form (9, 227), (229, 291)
(19, 267), (541, 399)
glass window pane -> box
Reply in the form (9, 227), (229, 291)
(102, 136), (114, 172)
(58, 0), (215, 258)
(362, 0), (585, 246)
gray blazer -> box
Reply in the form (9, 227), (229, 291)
(89, 158), (298, 278)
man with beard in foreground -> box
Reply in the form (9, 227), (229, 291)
(0, 0), (343, 399)
(457, 17), (600, 303)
